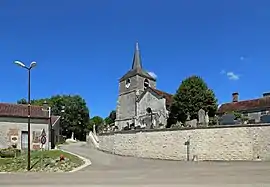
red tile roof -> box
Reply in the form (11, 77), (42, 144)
(150, 88), (173, 106)
(218, 97), (270, 114)
(0, 103), (48, 118)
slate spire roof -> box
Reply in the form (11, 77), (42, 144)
(131, 42), (142, 70)
(120, 42), (156, 81)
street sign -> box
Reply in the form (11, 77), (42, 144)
(40, 136), (47, 145)
(41, 129), (46, 137)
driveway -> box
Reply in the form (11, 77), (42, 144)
(1, 142), (270, 186)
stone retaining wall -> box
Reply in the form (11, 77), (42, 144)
(97, 124), (270, 161)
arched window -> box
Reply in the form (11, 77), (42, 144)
(125, 78), (131, 88)
(144, 79), (149, 89)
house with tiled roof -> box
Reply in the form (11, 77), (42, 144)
(115, 43), (173, 130)
(218, 92), (270, 122)
(0, 103), (61, 150)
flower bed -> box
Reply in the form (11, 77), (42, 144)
(0, 150), (84, 172)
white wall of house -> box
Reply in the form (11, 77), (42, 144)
(0, 117), (50, 150)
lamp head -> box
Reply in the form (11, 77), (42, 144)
(30, 61), (37, 68)
(14, 60), (26, 68)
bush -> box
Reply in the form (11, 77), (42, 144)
(0, 147), (21, 158)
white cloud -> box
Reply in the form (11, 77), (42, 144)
(226, 71), (240, 80)
(148, 71), (157, 79)
(220, 70), (240, 80)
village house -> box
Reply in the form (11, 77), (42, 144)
(0, 103), (61, 150)
(218, 92), (270, 122)
(115, 43), (173, 130)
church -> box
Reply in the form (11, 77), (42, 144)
(115, 43), (173, 130)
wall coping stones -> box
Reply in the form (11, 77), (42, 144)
(99, 123), (270, 136)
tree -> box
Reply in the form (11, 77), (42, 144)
(104, 110), (116, 125)
(19, 95), (90, 140)
(89, 116), (104, 133)
(104, 117), (114, 126)
(109, 110), (116, 121)
(17, 98), (27, 104)
(167, 75), (218, 127)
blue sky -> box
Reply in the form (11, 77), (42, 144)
(1, 1), (270, 118)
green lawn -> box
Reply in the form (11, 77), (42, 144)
(0, 150), (84, 172)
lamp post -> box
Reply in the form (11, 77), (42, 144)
(14, 60), (37, 171)
(42, 101), (51, 149)
(60, 106), (65, 140)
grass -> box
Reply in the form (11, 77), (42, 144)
(0, 150), (84, 172)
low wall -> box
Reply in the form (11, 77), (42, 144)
(97, 124), (270, 161)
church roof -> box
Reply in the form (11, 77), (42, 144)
(119, 42), (156, 82)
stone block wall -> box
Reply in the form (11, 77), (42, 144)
(98, 124), (270, 161)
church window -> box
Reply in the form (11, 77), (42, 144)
(144, 79), (149, 89)
(125, 78), (131, 88)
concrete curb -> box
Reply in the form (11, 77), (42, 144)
(60, 149), (92, 173)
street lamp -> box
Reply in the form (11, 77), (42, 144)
(14, 60), (37, 171)
(42, 101), (51, 149)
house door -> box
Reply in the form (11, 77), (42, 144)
(21, 131), (28, 150)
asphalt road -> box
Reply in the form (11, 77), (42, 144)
(1, 142), (270, 186)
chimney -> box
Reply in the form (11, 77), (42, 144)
(232, 92), (239, 102)
(263, 92), (270, 98)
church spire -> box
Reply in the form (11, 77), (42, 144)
(132, 42), (142, 70)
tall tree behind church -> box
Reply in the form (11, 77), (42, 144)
(167, 75), (218, 127)
(104, 110), (116, 125)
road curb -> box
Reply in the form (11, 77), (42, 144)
(60, 149), (92, 173)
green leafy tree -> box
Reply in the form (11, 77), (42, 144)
(109, 110), (116, 121)
(167, 75), (218, 127)
(104, 117), (114, 125)
(104, 110), (116, 125)
(17, 98), (27, 104)
(19, 95), (90, 140)
(89, 116), (104, 133)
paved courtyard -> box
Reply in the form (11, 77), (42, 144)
(1, 142), (270, 186)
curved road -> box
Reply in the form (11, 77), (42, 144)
(1, 142), (270, 186)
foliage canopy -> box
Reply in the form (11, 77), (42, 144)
(17, 94), (90, 140)
(167, 75), (218, 127)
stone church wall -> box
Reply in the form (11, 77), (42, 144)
(137, 92), (168, 126)
(98, 124), (270, 161)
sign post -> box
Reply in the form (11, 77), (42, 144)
(40, 129), (47, 168)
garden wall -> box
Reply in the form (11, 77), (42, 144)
(97, 124), (270, 161)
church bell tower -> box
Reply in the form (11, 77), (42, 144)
(115, 42), (156, 130)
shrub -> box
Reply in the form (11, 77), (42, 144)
(0, 147), (21, 158)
